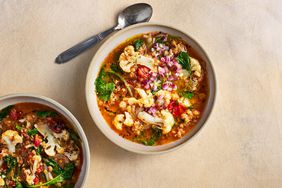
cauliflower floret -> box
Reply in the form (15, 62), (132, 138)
(135, 88), (154, 108)
(119, 45), (139, 72)
(35, 123), (61, 157)
(178, 97), (191, 108)
(24, 169), (35, 185)
(136, 55), (157, 72)
(53, 129), (70, 141)
(155, 90), (172, 106)
(161, 110), (175, 134)
(137, 111), (163, 125)
(65, 151), (79, 161)
(1, 130), (23, 153)
(32, 155), (42, 174)
(124, 112), (134, 126)
(190, 57), (202, 77)
(113, 114), (125, 130)
(119, 45), (157, 73)
(137, 110), (175, 134)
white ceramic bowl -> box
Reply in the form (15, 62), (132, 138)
(86, 23), (216, 154)
(0, 93), (90, 187)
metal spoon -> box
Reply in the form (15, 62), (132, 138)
(55, 3), (153, 64)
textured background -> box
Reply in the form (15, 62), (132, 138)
(0, 0), (282, 187)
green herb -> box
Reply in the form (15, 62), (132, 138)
(181, 91), (194, 99)
(27, 128), (38, 136)
(95, 69), (116, 101)
(142, 139), (155, 146)
(43, 158), (62, 175)
(142, 127), (162, 146)
(15, 124), (22, 131)
(15, 182), (23, 188)
(108, 70), (133, 97)
(36, 146), (43, 155)
(36, 111), (57, 118)
(62, 162), (75, 179)
(177, 51), (191, 72)
(110, 63), (123, 73)
(3, 155), (17, 175)
(155, 37), (163, 43)
(25, 162), (75, 188)
(133, 39), (144, 50)
(0, 105), (14, 121)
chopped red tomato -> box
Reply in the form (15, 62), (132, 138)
(34, 134), (40, 147)
(36, 165), (43, 174)
(33, 176), (39, 184)
(168, 100), (186, 117)
(137, 65), (150, 79)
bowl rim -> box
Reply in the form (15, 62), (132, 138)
(0, 93), (90, 187)
(85, 22), (216, 154)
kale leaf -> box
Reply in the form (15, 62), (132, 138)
(95, 69), (115, 101)
(3, 155), (17, 175)
(36, 111), (57, 118)
(176, 51), (191, 72)
(43, 158), (62, 175)
(110, 63), (123, 73)
(0, 105), (14, 121)
(15, 182), (24, 188)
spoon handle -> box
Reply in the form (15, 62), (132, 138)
(55, 26), (117, 64)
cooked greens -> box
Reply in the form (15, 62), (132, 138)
(177, 51), (191, 73)
(27, 128), (39, 136)
(3, 155), (17, 175)
(25, 162), (75, 188)
(36, 111), (57, 118)
(95, 69), (116, 101)
(181, 91), (194, 99)
(133, 39), (144, 50)
(0, 105), (14, 121)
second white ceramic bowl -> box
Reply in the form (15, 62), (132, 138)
(0, 93), (90, 187)
(86, 23), (216, 154)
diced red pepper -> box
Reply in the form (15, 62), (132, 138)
(137, 65), (150, 79)
(168, 100), (186, 117)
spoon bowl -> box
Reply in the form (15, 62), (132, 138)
(56, 3), (153, 64)
(118, 3), (153, 28)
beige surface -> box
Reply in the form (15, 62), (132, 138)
(0, 0), (282, 187)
